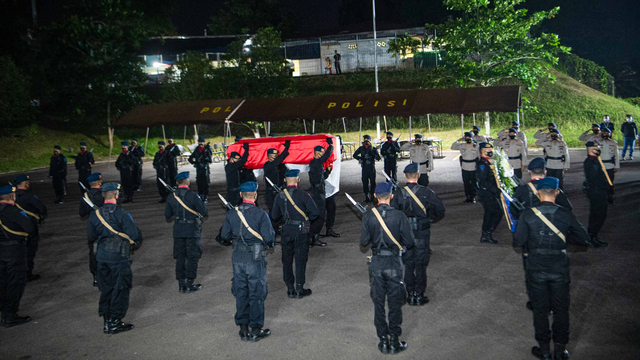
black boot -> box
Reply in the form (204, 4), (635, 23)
(464, 196), (471, 203)
(389, 335), (408, 354)
(407, 291), (416, 306)
(103, 315), (110, 334)
(415, 292), (429, 306)
(526, 301), (533, 311)
(589, 235), (608, 248)
(295, 285), (312, 299)
(531, 342), (552, 360)
(239, 324), (250, 341)
(310, 234), (326, 247)
(178, 279), (187, 293)
(93, 273), (98, 287)
(378, 335), (390, 354)
(364, 194), (370, 203)
(250, 327), (271, 342)
(106, 318), (134, 334)
(184, 279), (202, 293)
(27, 272), (41, 282)
(1, 314), (32, 328)
(480, 231), (498, 244)
(553, 343), (569, 360)
(287, 285), (296, 298)
(326, 228), (341, 237)
(607, 194), (614, 204)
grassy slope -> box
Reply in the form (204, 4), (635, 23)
(1, 69), (638, 173)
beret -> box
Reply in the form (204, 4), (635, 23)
(121, 141), (130, 146)
(585, 141), (597, 147)
(536, 177), (559, 190)
(0, 185), (16, 195)
(386, 131), (393, 136)
(404, 163), (419, 173)
(472, 126), (481, 131)
(285, 169), (300, 177)
(269, 133), (276, 137)
(267, 148), (278, 155)
(591, 123), (600, 128)
(158, 141), (165, 145)
(131, 138), (138, 142)
(100, 182), (120, 192)
(363, 135), (371, 140)
(414, 134), (423, 139)
(235, 136), (243, 141)
(549, 129), (560, 134)
(229, 151), (241, 158)
(14, 174), (29, 184)
(175, 171), (190, 180)
(79, 142), (87, 146)
(508, 128), (518, 133)
(239, 182), (258, 192)
(314, 146), (325, 152)
(374, 182), (393, 194)
(54, 145), (62, 150)
(87, 173), (102, 183)
(512, 121), (520, 126)
(198, 135), (205, 142)
(464, 132), (473, 137)
(527, 157), (546, 171)
(547, 122), (557, 127)
(479, 142), (493, 149)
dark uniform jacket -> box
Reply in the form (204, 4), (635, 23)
(49, 154), (67, 178)
(15, 189), (47, 225)
(153, 150), (169, 177)
(309, 145), (334, 190)
(221, 202), (275, 247)
(271, 186), (320, 226)
(240, 168), (256, 184)
(79, 188), (104, 218)
(0, 203), (35, 256)
(188, 145), (213, 168)
(87, 203), (142, 262)
(130, 145), (144, 164)
(263, 142), (290, 190)
(75, 151), (95, 171)
(514, 202), (590, 275)
(165, 187), (208, 239)
(353, 146), (381, 168)
(115, 151), (136, 172)
(511, 179), (573, 219)
(380, 140), (401, 161)
(584, 156), (610, 192)
(476, 157), (499, 198)
(392, 183), (445, 231)
(165, 143), (181, 166)
(360, 204), (415, 271)
(225, 151), (249, 192)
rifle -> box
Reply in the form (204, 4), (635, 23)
(596, 156), (613, 186)
(158, 177), (176, 193)
(265, 177), (283, 193)
(345, 193), (368, 214)
(160, 177), (203, 218)
(381, 171), (399, 189)
(218, 193), (234, 211)
(500, 188), (525, 212)
(82, 196), (100, 211)
(79, 181), (88, 193)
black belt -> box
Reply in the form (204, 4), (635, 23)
(233, 243), (263, 252)
(508, 155), (522, 160)
(176, 219), (195, 224)
(545, 156), (565, 161)
(529, 248), (566, 255)
(461, 158), (477, 163)
(284, 219), (306, 226)
(602, 158), (615, 164)
(372, 249), (397, 256)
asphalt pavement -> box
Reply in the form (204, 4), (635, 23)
(1, 149), (639, 360)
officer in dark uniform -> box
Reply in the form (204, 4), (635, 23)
(392, 163), (445, 306)
(115, 141), (136, 203)
(321, 165), (340, 238)
(0, 185), (35, 328)
(360, 182), (414, 354)
(165, 137), (182, 187)
(584, 141), (610, 247)
(165, 172), (208, 293)
(129, 138), (144, 192)
(153, 141), (170, 203)
(49, 145), (67, 204)
(220, 181), (275, 342)
(79, 173), (104, 286)
(380, 131), (401, 181)
(87, 182), (142, 334)
(263, 140), (291, 229)
(188, 136), (213, 202)
(14, 175), (47, 282)
(354, 135), (382, 203)
(75, 142), (95, 192)
(476, 142), (502, 244)
(514, 177), (595, 360)
(271, 169), (319, 298)
(225, 143), (250, 206)
(308, 138), (334, 247)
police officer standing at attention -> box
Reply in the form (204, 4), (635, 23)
(392, 163), (445, 306)
(87, 182), (142, 334)
(477, 142), (502, 244)
(308, 138), (334, 247)
(271, 169), (319, 298)
(496, 128), (527, 179)
(49, 145), (67, 204)
(188, 136), (213, 203)
(153, 141), (170, 203)
(579, 124), (603, 144)
(129, 138), (144, 192)
(79, 173), (104, 287)
(220, 181), (275, 342)
(165, 137), (181, 187)
(401, 134), (434, 187)
(471, 125), (487, 143)
(584, 141), (610, 247)
(354, 135), (381, 203)
(115, 141), (136, 203)
(225, 142), (250, 206)
(498, 121), (528, 150)
(534, 122), (563, 141)
(14, 175), (47, 282)
(598, 127), (619, 204)
(451, 132), (479, 203)
(0, 185), (35, 328)
(380, 131), (401, 181)
(360, 182), (414, 354)
(514, 177), (595, 360)
(75, 142), (95, 192)
(165, 172), (208, 293)
(263, 140), (290, 232)
(535, 129), (569, 189)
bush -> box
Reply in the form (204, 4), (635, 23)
(556, 53), (615, 95)
(0, 55), (35, 129)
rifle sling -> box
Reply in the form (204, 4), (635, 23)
(15, 204), (40, 220)
(235, 207), (264, 242)
(0, 219), (29, 237)
(403, 186), (426, 214)
(528, 183), (540, 200)
(95, 210), (134, 244)
(531, 207), (566, 243)
(283, 189), (308, 220)
(173, 193), (201, 217)
(371, 208), (403, 252)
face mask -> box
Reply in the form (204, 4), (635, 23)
(387, 137), (392, 141)
(465, 138), (472, 143)
(472, 131), (478, 135)
(551, 136), (558, 140)
(603, 134), (610, 139)
(486, 151), (494, 157)
(509, 135), (516, 139)
(593, 129), (600, 134)
(415, 140), (421, 144)
(604, 118), (609, 122)
(628, 118), (633, 122)
(594, 149), (601, 156)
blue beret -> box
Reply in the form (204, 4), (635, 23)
(234, 136), (243, 141)
(527, 157), (546, 171)
(414, 134), (423, 139)
(100, 182), (120, 192)
(121, 141), (129, 146)
(549, 129), (560, 134)
(404, 163), (419, 173)
(239, 182), (258, 192)
(310, 132), (316, 135)
(314, 146), (325, 152)
(512, 121), (520, 126)
(79, 142), (87, 146)
(198, 136), (205, 142)
(536, 177), (559, 190)
(592, 123), (600, 128)
(508, 128), (518, 133)
(363, 135), (371, 140)
(285, 169), (300, 177)
(267, 148), (278, 155)
(158, 141), (165, 145)
(87, 173), (102, 183)
(386, 131), (393, 136)
(547, 122), (557, 127)
(229, 151), (241, 158)
(54, 145), (61, 150)
(175, 171), (189, 180)
(479, 142), (493, 149)
(0, 185), (15, 195)
(374, 182), (393, 194)
(14, 174), (29, 184)
(269, 133), (276, 137)
(131, 138), (138, 142)
(464, 132), (473, 137)
(472, 126), (481, 131)
(601, 127), (611, 133)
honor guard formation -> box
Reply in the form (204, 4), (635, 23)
(1, 115), (636, 359)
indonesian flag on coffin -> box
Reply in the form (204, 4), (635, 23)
(226, 134), (341, 198)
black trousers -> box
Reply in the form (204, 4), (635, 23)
(232, 250), (267, 328)
(156, 177), (170, 201)
(52, 176), (65, 202)
(404, 230), (431, 294)
(479, 195), (503, 232)
(88, 243), (97, 275)
(325, 194), (337, 230)
(133, 164), (142, 190)
(514, 168), (523, 179)
(0, 253), (28, 317)
(120, 169), (134, 200)
(335, 61), (341, 74)
(362, 167), (376, 196)
(418, 174), (429, 187)
(168, 163), (178, 187)
(310, 188), (326, 235)
(606, 169), (615, 196)
(196, 166), (210, 198)
(281, 229), (309, 287)
(587, 189), (608, 236)
(174, 237), (202, 280)
(370, 266), (404, 338)
(26, 231), (39, 275)
(78, 169), (91, 192)
(461, 170), (477, 197)
(528, 269), (570, 345)
(97, 261), (132, 319)
(547, 169), (564, 190)
(384, 159), (398, 181)
(265, 189), (281, 230)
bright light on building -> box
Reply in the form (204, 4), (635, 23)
(153, 62), (162, 68)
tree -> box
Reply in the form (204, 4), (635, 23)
(427, 0), (570, 90)
(388, 33), (423, 68)
(163, 51), (217, 101)
(0, 55), (35, 129)
(208, 0), (296, 36)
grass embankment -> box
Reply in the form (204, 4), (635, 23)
(1, 69), (638, 173)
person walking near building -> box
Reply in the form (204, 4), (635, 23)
(333, 50), (342, 74)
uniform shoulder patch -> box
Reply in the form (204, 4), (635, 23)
(20, 210), (28, 218)
(479, 165), (485, 171)
(128, 213), (134, 221)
